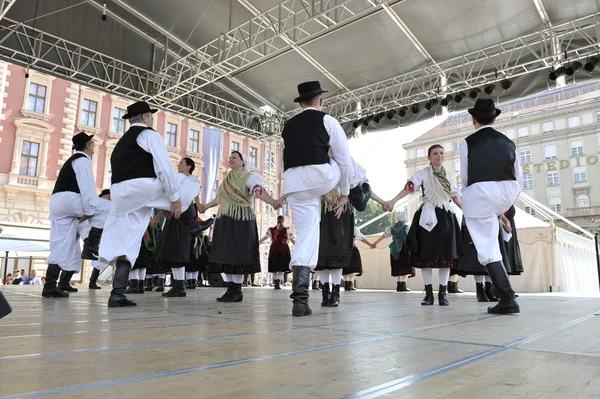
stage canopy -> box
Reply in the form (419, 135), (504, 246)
(1, 0), (599, 137)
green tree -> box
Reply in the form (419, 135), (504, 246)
(355, 200), (394, 236)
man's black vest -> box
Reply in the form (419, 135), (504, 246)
(282, 109), (330, 171)
(111, 125), (157, 184)
(52, 153), (87, 194)
(465, 127), (516, 186)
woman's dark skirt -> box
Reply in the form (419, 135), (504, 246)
(456, 221), (510, 276)
(504, 213), (524, 275)
(268, 245), (291, 273)
(132, 240), (152, 270)
(315, 207), (354, 271)
(186, 236), (209, 273)
(390, 245), (416, 277)
(407, 206), (461, 269)
(208, 215), (261, 275)
(342, 247), (363, 275)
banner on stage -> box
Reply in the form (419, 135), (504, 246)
(202, 127), (224, 204)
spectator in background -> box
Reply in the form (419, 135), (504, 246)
(12, 270), (23, 285)
(23, 270), (42, 285)
(4, 273), (13, 285)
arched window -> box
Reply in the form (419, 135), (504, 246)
(576, 194), (590, 208)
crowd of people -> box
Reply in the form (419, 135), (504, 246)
(0, 81), (524, 322)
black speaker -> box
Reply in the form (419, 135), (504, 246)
(209, 273), (225, 287)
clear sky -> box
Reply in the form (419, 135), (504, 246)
(347, 114), (448, 200)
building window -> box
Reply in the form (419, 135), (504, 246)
(26, 83), (47, 114)
(416, 148), (425, 158)
(570, 139), (584, 156)
(188, 129), (200, 153)
(231, 141), (240, 152)
(524, 206), (536, 216)
(519, 149), (532, 164)
(544, 144), (557, 160)
(573, 166), (587, 183)
(596, 112), (600, 123)
(547, 171), (559, 186)
(567, 116), (581, 128)
(80, 99), (98, 127)
(249, 146), (258, 168)
(453, 141), (461, 151)
(517, 127), (529, 138)
(19, 140), (40, 177)
(166, 123), (177, 147)
(112, 107), (126, 134)
(542, 122), (553, 133)
(548, 197), (562, 214)
(522, 174), (534, 189)
(576, 194), (590, 208)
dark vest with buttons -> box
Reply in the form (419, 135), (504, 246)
(465, 127), (516, 186)
(52, 153), (87, 194)
(110, 125), (157, 184)
(282, 109), (330, 171)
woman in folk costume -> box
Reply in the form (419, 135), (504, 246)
(387, 144), (462, 306)
(502, 205), (524, 276)
(200, 151), (279, 302)
(259, 215), (295, 290)
(126, 219), (158, 294)
(144, 209), (167, 291)
(372, 212), (416, 292)
(341, 227), (375, 291)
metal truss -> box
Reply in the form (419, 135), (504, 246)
(150, 0), (407, 103)
(0, 0), (16, 22)
(0, 18), (270, 138)
(325, 12), (600, 122)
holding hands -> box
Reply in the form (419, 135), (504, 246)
(382, 201), (394, 212)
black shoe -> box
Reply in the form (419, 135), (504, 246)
(108, 260), (137, 307)
(137, 279), (145, 294)
(438, 285), (449, 306)
(396, 281), (402, 292)
(344, 281), (351, 291)
(125, 279), (138, 294)
(222, 283), (243, 302)
(488, 297), (520, 314)
(217, 282), (233, 302)
(448, 281), (464, 294)
(321, 282), (330, 306)
(188, 279), (197, 290)
(312, 280), (320, 291)
(186, 218), (214, 237)
(328, 284), (341, 307)
(81, 227), (103, 261)
(42, 264), (69, 298)
(274, 279), (281, 290)
(57, 270), (78, 292)
(155, 278), (165, 292)
(152, 276), (159, 289)
(144, 278), (153, 291)
(399, 281), (411, 292)
(291, 266), (312, 317)
(485, 261), (519, 314)
(421, 284), (434, 306)
(476, 282), (489, 302)
(349, 281), (357, 291)
(162, 280), (187, 297)
(485, 282), (499, 302)
(88, 268), (101, 290)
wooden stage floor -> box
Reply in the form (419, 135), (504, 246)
(1, 285), (600, 399)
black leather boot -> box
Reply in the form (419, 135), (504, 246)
(438, 285), (449, 306)
(58, 270), (78, 292)
(448, 281), (464, 293)
(328, 284), (341, 307)
(137, 278), (145, 294)
(454, 281), (464, 293)
(343, 281), (350, 291)
(188, 279), (197, 290)
(144, 278), (153, 291)
(485, 282), (499, 302)
(399, 281), (411, 292)
(349, 281), (356, 291)
(108, 260), (137, 307)
(222, 283), (243, 302)
(217, 282), (232, 302)
(485, 261), (519, 314)
(183, 212), (214, 237)
(155, 277), (165, 292)
(476, 282), (489, 302)
(396, 281), (402, 292)
(312, 280), (320, 291)
(81, 227), (103, 260)
(274, 279), (281, 290)
(421, 284), (434, 306)
(89, 268), (101, 289)
(125, 279), (138, 294)
(321, 282), (330, 306)
(291, 266), (312, 317)
(162, 280), (187, 297)
(42, 264), (69, 298)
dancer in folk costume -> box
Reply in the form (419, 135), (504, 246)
(341, 226), (375, 291)
(44, 133), (99, 298)
(372, 212), (416, 292)
(201, 151), (279, 302)
(98, 101), (209, 307)
(387, 144), (462, 306)
(460, 99), (521, 314)
(125, 219), (157, 295)
(259, 215), (295, 290)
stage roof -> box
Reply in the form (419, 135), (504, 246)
(1, 0), (599, 138)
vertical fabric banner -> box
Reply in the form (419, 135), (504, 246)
(202, 127), (224, 203)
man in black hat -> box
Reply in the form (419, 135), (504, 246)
(44, 132), (98, 298)
(280, 81), (352, 317)
(460, 98), (522, 314)
(85, 188), (111, 289)
(98, 101), (207, 307)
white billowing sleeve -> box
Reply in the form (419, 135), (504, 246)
(354, 227), (365, 241)
(408, 169), (424, 190)
(513, 148), (523, 192)
(72, 155), (98, 216)
(324, 114), (352, 195)
(246, 172), (265, 194)
(460, 140), (469, 192)
(138, 129), (180, 202)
